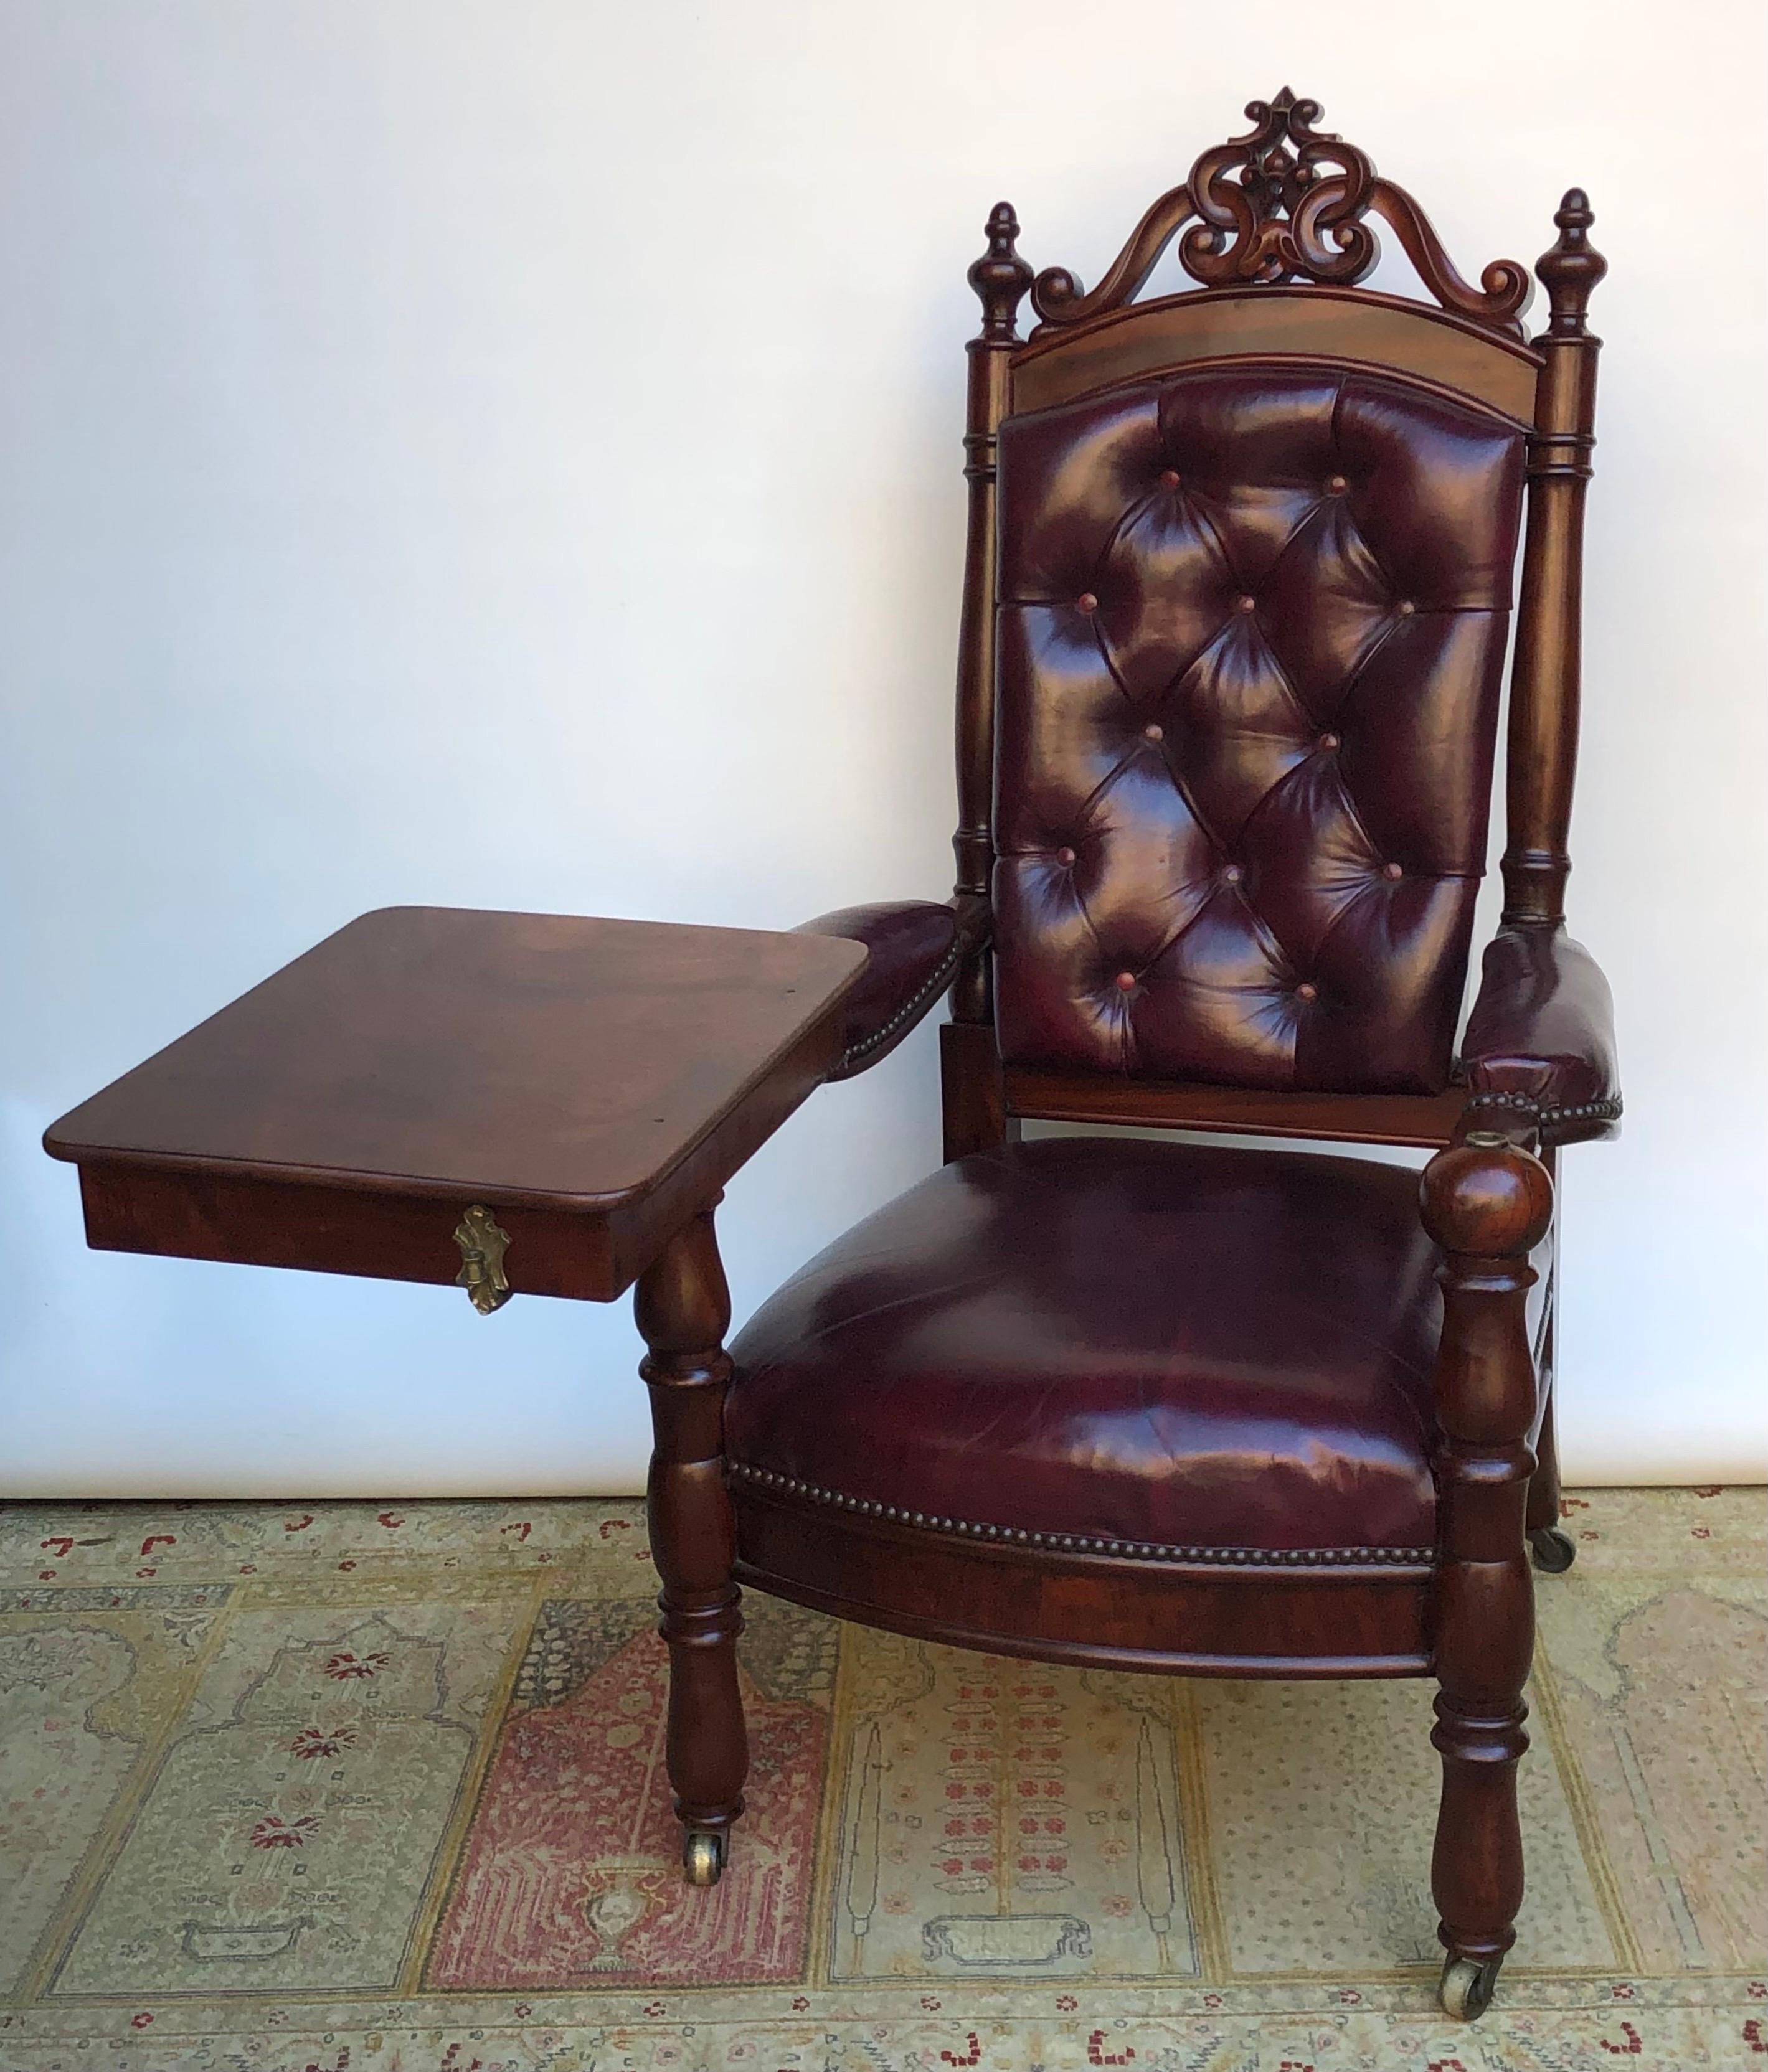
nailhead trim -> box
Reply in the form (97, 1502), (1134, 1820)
(726, 1461), (1433, 1568)
(830, 939), (971, 1079)
(1463, 1088), (1624, 1129)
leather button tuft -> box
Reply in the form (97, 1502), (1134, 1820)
(1236, 595), (1257, 614)
(1056, 845), (1076, 865)
(1142, 722), (1164, 742)
(1077, 591), (1098, 613)
(1318, 732), (1340, 751)
(1295, 981), (1319, 1002)
(1114, 971), (1138, 992)
(1382, 861), (1404, 880)
(1326, 474), (1348, 494)
(1221, 863), (1243, 884)
(1396, 600), (1416, 616)
(1160, 468), (1181, 489)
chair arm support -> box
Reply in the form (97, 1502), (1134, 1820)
(1420, 1123), (1553, 1507)
(1421, 1125), (1556, 1263)
(793, 895), (991, 1081)
(1460, 924), (1620, 1146)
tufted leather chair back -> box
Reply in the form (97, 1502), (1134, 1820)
(990, 364), (1526, 1095)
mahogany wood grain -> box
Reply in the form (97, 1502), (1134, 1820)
(45, 908), (866, 1301)
(949, 204), (1032, 1023)
(942, 205), (1031, 1146)
(1005, 1065), (1469, 1149)
(1010, 289), (1541, 421)
(71, 1161), (624, 1302)
(940, 1020), (1013, 1162)
(638, 1203), (748, 1857)
(1421, 1121), (1554, 1973)
(1501, 194), (1606, 926)
(732, 1487), (1432, 1678)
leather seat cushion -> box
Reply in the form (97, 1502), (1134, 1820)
(727, 1135), (1444, 1557)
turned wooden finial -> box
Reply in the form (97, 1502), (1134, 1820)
(1536, 187), (1607, 336)
(968, 202), (1034, 342)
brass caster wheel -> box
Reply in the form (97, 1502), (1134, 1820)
(1530, 1525), (1577, 1574)
(1439, 1953), (1502, 2021)
(682, 1830), (726, 1888)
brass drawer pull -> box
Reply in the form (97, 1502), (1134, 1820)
(453, 1205), (511, 1314)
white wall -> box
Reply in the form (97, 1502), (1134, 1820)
(3, 0), (1763, 1495)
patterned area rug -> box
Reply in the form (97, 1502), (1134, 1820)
(0, 1486), (1761, 2070)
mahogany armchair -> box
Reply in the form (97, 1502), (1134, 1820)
(675, 93), (1620, 2022)
(38, 87), (1619, 2028)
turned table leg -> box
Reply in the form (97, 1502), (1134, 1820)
(635, 1201), (748, 1886)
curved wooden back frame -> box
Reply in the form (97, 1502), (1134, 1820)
(1011, 287), (1541, 423)
(942, 91), (1605, 1160)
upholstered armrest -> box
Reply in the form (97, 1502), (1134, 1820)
(793, 896), (990, 1080)
(1460, 925), (1621, 1146)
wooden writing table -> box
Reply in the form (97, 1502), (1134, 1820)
(45, 905), (866, 1303)
(44, 903), (869, 1883)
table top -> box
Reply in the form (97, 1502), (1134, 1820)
(45, 906), (867, 1215)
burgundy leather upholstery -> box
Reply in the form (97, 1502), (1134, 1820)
(992, 365), (1525, 1093)
(728, 1135), (1449, 1556)
(793, 899), (985, 1078)
(1462, 924), (1620, 1144)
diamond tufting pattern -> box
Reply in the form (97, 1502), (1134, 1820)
(992, 365), (1526, 1093)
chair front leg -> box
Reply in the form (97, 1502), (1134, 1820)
(1421, 1128), (1553, 2020)
(635, 1201), (749, 1887)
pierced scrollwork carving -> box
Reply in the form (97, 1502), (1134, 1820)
(1181, 90), (1377, 290)
(1029, 88), (1533, 338)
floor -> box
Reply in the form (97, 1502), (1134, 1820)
(0, 1486), (1762, 2071)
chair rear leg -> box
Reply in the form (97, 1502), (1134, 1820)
(1526, 1154), (1575, 1574)
(636, 1202), (749, 1885)
(1528, 1382), (1576, 1573)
